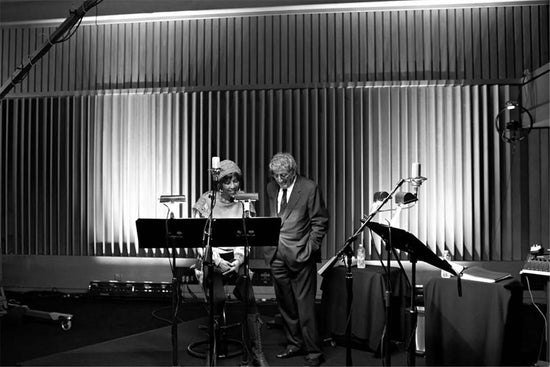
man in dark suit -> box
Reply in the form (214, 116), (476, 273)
(264, 153), (329, 366)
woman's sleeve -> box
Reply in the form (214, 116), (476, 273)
(192, 192), (210, 218)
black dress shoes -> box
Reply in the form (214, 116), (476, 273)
(276, 348), (303, 359)
(303, 355), (324, 366)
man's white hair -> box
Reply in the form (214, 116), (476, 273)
(269, 152), (296, 173)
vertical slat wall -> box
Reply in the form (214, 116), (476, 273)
(1, 5), (548, 93)
(1, 4), (548, 263)
(2, 84), (547, 261)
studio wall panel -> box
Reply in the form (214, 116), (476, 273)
(2, 83), (546, 261)
(1, 4), (548, 94)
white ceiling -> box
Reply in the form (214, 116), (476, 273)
(1, 0), (542, 24)
(0, 0), (383, 23)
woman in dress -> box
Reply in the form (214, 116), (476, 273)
(193, 159), (267, 367)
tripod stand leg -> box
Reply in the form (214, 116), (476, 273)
(407, 260), (418, 366)
(206, 316), (219, 366)
(406, 307), (418, 366)
(5, 300), (74, 331)
(25, 308), (73, 331)
(384, 289), (392, 367)
(172, 275), (179, 366)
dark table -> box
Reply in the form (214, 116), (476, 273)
(424, 277), (523, 366)
(320, 265), (408, 352)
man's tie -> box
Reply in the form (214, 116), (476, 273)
(278, 189), (287, 216)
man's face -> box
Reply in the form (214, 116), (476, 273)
(272, 168), (295, 189)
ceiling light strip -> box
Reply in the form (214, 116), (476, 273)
(2, 0), (545, 26)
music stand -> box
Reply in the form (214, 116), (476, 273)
(201, 216), (281, 366)
(136, 218), (205, 367)
(208, 217), (281, 248)
(138, 217), (280, 366)
(366, 222), (458, 367)
(136, 218), (206, 249)
(137, 217), (281, 249)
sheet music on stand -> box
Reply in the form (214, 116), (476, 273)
(461, 267), (512, 283)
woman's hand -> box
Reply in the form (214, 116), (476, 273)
(216, 259), (232, 273)
(218, 259), (239, 275)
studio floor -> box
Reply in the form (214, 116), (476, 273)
(0, 290), (425, 367)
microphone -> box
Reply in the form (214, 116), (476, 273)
(395, 192), (417, 206)
(160, 195), (186, 220)
(233, 192), (259, 217)
(408, 162), (427, 196)
(211, 156), (221, 182)
(159, 195), (186, 203)
(233, 193), (259, 202)
(390, 192), (417, 227)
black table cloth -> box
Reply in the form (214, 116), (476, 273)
(320, 265), (407, 352)
(424, 277), (523, 366)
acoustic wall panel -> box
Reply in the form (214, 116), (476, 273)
(1, 5), (548, 94)
(2, 83), (546, 261)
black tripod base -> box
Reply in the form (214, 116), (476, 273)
(187, 338), (243, 359)
(187, 315), (243, 360)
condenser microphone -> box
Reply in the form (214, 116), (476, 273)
(211, 156), (221, 181)
(233, 193), (259, 217)
(233, 193), (259, 202)
(408, 162), (427, 196)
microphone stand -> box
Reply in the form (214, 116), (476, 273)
(378, 179), (422, 367)
(383, 238), (417, 367)
(333, 179), (405, 366)
(204, 172), (219, 367)
(238, 200), (253, 365)
(164, 210), (180, 367)
(406, 253), (418, 367)
(160, 196), (186, 367)
(384, 226), (392, 367)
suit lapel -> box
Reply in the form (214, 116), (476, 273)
(281, 176), (302, 222)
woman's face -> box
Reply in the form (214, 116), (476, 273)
(220, 174), (240, 198)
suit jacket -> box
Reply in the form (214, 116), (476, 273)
(264, 175), (329, 271)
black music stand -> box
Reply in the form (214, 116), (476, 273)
(137, 217), (281, 366)
(137, 218), (206, 249)
(207, 217), (281, 248)
(201, 216), (281, 366)
(136, 218), (205, 367)
(366, 222), (458, 367)
(137, 217), (281, 249)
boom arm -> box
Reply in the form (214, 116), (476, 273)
(0, 0), (102, 100)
